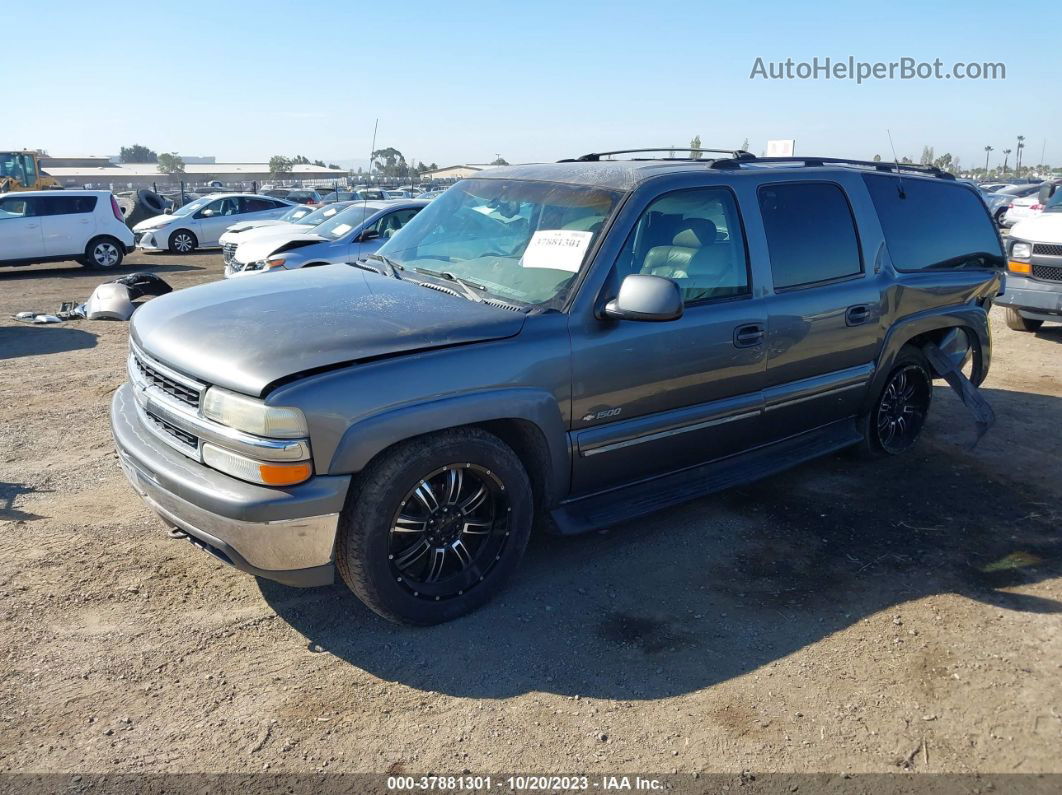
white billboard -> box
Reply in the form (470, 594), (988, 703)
(766, 139), (796, 157)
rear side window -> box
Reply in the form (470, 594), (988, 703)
(863, 175), (1004, 271)
(242, 197), (275, 213)
(40, 195), (97, 215)
(758, 183), (862, 289)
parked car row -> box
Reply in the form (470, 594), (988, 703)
(977, 179), (1062, 227)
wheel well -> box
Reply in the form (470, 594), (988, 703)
(904, 326), (984, 384)
(473, 419), (554, 520)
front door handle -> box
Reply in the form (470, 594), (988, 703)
(733, 323), (765, 348)
(846, 305), (871, 326)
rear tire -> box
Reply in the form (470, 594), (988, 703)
(336, 428), (533, 625)
(168, 229), (197, 254)
(82, 236), (124, 269)
(1004, 307), (1043, 332)
(856, 346), (933, 458)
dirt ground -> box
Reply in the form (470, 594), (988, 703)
(0, 251), (1059, 779)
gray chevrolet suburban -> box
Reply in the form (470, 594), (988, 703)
(111, 150), (1004, 625)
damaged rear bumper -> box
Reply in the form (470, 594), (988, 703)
(996, 274), (1062, 319)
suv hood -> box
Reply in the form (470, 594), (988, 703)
(130, 264), (526, 396)
(1011, 213), (1062, 244)
(234, 231), (327, 264)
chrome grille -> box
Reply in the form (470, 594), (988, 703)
(145, 410), (199, 451)
(1032, 263), (1062, 282)
(132, 350), (202, 408)
(222, 243), (237, 264)
(1032, 243), (1062, 257)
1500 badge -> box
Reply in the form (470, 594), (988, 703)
(582, 408), (622, 422)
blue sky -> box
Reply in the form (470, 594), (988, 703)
(8, 0), (1060, 170)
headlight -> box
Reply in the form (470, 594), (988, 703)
(264, 256), (287, 270)
(1011, 242), (1032, 259)
(201, 387), (308, 438)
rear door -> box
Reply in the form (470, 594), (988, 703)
(0, 196), (45, 261)
(756, 180), (885, 438)
(40, 195), (98, 257)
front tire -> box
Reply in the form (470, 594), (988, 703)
(82, 236), (124, 269)
(857, 346), (933, 458)
(168, 229), (197, 254)
(336, 428), (533, 625)
(1004, 307), (1043, 332)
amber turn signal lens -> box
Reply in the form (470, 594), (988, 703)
(1007, 261), (1032, 274)
(258, 461), (313, 486)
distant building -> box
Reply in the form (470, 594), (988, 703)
(40, 161), (345, 190)
(421, 164), (500, 180)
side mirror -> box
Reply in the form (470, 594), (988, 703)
(603, 274), (684, 322)
(1038, 184), (1056, 205)
(199, 208), (215, 217)
(358, 229), (380, 242)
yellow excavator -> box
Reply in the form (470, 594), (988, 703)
(0, 150), (62, 192)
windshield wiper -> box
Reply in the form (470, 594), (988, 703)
(414, 267), (486, 303)
(363, 253), (404, 280)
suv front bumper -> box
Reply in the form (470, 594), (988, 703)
(111, 383), (349, 587)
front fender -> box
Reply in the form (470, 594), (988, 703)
(327, 387), (570, 499)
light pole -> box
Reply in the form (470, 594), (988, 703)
(984, 145), (994, 175)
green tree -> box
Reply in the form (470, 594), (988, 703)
(291, 155), (310, 165)
(690, 134), (702, 159)
(919, 146), (934, 166)
(120, 144), (157, 163)
(268, 155), (293, 180)
(157, 153), (185, 175)
(872, 154), (882, 162)
(490, 156), (509, 166)
(371, 147), (406, 179)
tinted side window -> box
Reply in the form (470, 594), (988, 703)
(0, 196), (35, 218)
(242, 197), (275, 213)
(759, 183), (861, 289)
(863, 175), (1004, 271)
(40, 196), (97, 215)
(615, 187), (750, 303)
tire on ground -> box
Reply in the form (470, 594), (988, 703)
(1004, 307), (1043, 332)
(81, 236), (124, 269)
(336, 427), (534, 625)
(855, 344), (933, 459)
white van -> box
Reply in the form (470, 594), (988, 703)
(0, 190), (135, 269)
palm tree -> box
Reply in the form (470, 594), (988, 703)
(1002, 148), (1012, 173)
(1016, 135), (1025, 174)
(984, 145), (994, 175)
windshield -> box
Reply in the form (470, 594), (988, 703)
(279, 205), (313, 222)
(171, 197), (212, 217)
(376, 178), (622, 307)
(298, 201), (357, 227)
(313, 204), (377, 238)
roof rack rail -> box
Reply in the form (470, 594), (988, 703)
(709, 155), (956, 180)
(559, 147), (756, 163)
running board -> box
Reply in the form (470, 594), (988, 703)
(549, 419), (862, 535)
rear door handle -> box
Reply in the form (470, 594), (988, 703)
(845, 305), (871, 326)
(733, 323), (765, 348)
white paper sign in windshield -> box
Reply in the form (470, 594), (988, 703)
(521, 230), (593, 272)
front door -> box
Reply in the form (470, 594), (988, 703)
(0, 196), (44, 260)
(194, 196), (244, 246)
(570, 186), (768, 495)
(756, 180), (885, 438)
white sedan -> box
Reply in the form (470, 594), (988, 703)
(133, 193), (294, 253)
